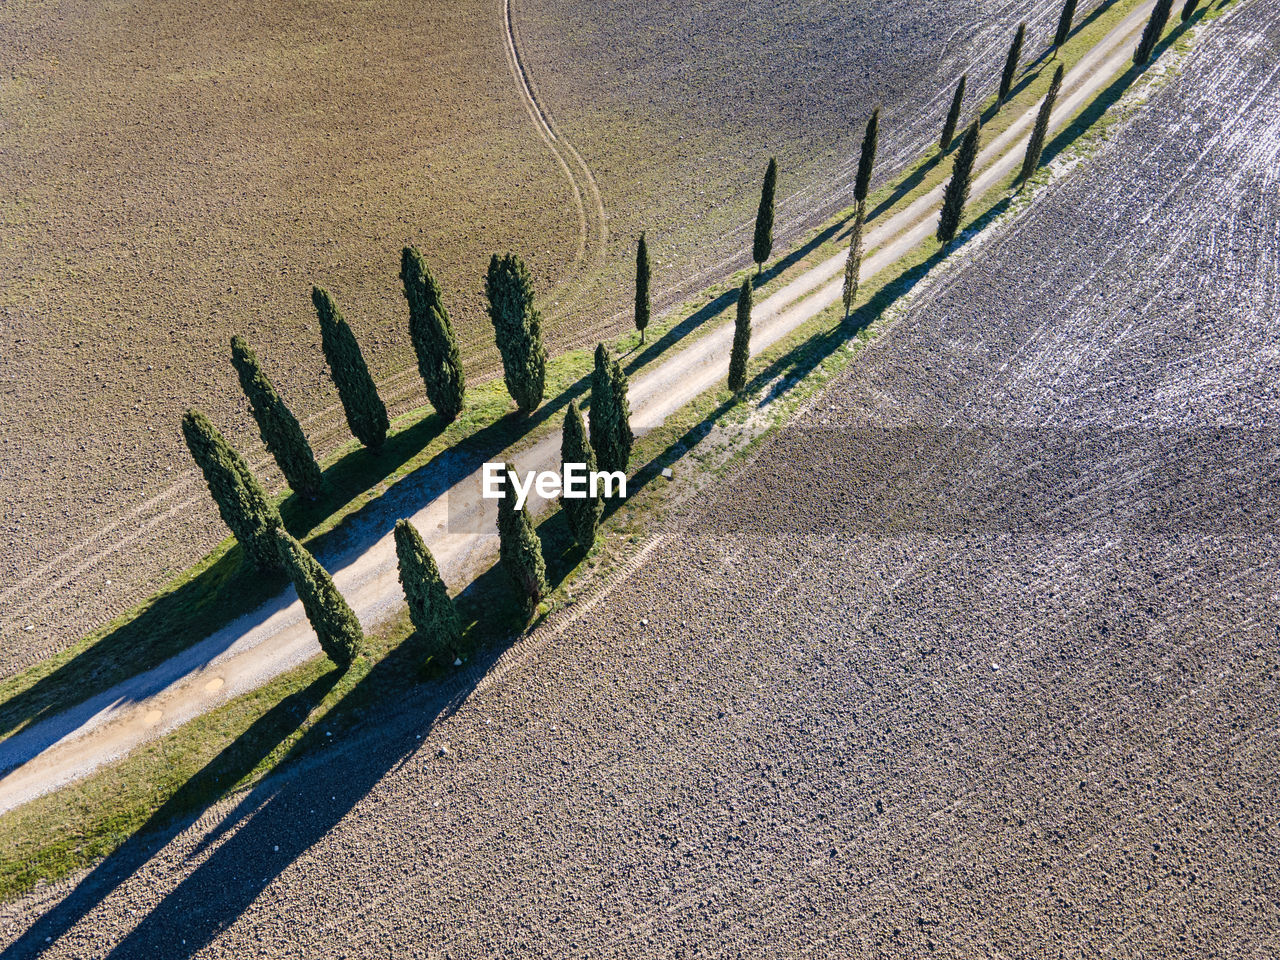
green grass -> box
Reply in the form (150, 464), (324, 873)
(0, 0), (1224, 901)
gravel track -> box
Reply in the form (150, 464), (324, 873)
(0, 1), (1155, 815)
(3, 0), (1277, 955)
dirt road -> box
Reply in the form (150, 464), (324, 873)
(2, 0), (1275, 953)
(0, 0), (1168, 814)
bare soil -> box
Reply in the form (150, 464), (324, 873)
(2, 0), (1275, 954)
(1, 0), (1100, 672)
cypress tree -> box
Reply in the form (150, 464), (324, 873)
(1053, 0), (1078, 52)
(181, 408), (282, 571)
(560, 401), (602, 550)
(937, 120), (982, 247)
(1020, 63), (1065, 183)
(589, 343), (634, 476)
(854, 107), (879, 210)
(1181, 0), (1201, 22)
(401, 246), (466, 422)
(485, 253), (547, 413)
(496, 462), (548, 609)
(752, 158), (777, 274)
(230, 335), (324, 501)
(311, 286), (389, 450)
(940, 76), (966, 152)
(842, 207), (865, 320)
(635, 232), (652, 344)
(394, 519), (461, 659)
(275, 526), (363, 669)
(1134, 0), (1174, 66)
(997, 23), (1026, 107)
(728, 277), (752, 394)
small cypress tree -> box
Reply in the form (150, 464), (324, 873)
(1181, 0), (1201, 21)
(311, 286), (389, 450)
(1053, 0), (1079, 52)
(1020, 63), (1065, 182)
(728, 277), (752, 394)
(940, 76), (966, 152)
(275, 526), (363, 668)
(394, 519), (461, 660)
(181, 408), (282, 571)
(842, 208), (865, 320)
(854, 107), (879, 210)
(937, 120), (982, 247)
(589, 343), (634, 476)
(230, 335), (324, 501)
(1134, 0), (1175, 65)
(752, 158), (777, 274)
(496, 462), (547, 609)
(485, 253), (547, 413)
(997, 23), (1026, 107)
(401, 246), (466, 422)
(635, 232), (652, 344)
(560, 402), (602, 550)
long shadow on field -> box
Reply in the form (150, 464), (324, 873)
(5, 669), (341, 959)
(0, 411), (450, 749)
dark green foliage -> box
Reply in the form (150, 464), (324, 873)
(728, 277), (752, 394)
(485, 253), (547, 413)
(230, 335), (324, 501)
(394, 519), (461, 660)
(842, 208), (864, 319)
(1135, 0), (1175, 65)
(1181, 0), (1200, 22)
(274, 526), (363, 668)
(560, 402), (602, 550)
(589, 343), (634, 476)
(752, 158), (777, 272)
(937, 120), (982, 247)
(997, 23), (1026, 107)
(1020, 63), (1065, 182)
(496, 462), (547, 609)
(311, 286), (389, 450)
(401, 246), (466, 422)
(940, 76), (966, 151)
(1054, 0), (1079, 49)
(854, 107), (879, 207)
(635, 232), (652, 344)
(181, 408), (282, 572)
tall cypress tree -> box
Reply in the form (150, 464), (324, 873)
(1181, 0), (1201, 22)
(230, 335), (324, 501)
(937, 120), (982, 247)
(842, 207), (865, 320)
(485, 253), (547, 413)
(394, 519), (461, 660)
(854, 107), (879, 210)
(997, 23), (1026, 107)
(940, 76), (966, 152)
(1053, 0), (1079, 52)
(635, 232), (652, 344)
(496, 462), (548, 610)
(752, 158), (777, 274)
(589, 343), (634, 476)
(1135, 0), (1174, 65)
(1020, 63), (1065, 182)
(275, 526), (363, 669)
(401, 246), (465, 422)
(560, 401), (602, 550)
(311, 286), (389, 450)
(181, 408), (282, 571)
(728, 277), (752, 394)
